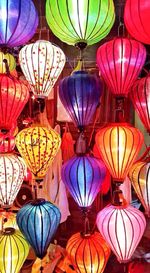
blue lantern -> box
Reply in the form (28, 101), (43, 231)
(0, 0), (38, 47)
(61, 155), (106, 208)
(16, 199), (61, 259)
(59, 71), (102, 131)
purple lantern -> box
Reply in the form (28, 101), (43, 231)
(0, 0), (38, 47)
(61, 155), (106, 208)
(59, 71), (102, 131)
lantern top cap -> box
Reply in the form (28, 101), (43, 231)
(31, 198), (46, 206)
(1, 227), (15, 235)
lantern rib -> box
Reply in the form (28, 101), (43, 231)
(138, 0), (150, 39)
(15, 233), (27, 265)
(92, 237), (102, 273)
(115, 210), (124, 261)
(4, 0), (9, 44)
(86, 0), (101, 40)
(7, 157), (15, 205)
(39, 206), (44, 255)
(74, 239), (84, 272)
(120, 127), (127, 178)
(4, 157), (8, 206)
(109, 128), (118, 178)
(86, 157), (94, 206)
(146, 165), (150, 208)
(42, 204), (52, 250)
(120, 210), (128, 260)
(74, 78), (82, 126)
(77, 0), (84, 39)
(26, 206), (37, 250)
(6, 0), (21, 44)
(12, 234), (20, 273)
(76, 157), (84, 206)
(105, 42), (117, 93)
(144, 78), (150, 126)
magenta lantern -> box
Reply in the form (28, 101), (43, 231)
(96, 38), (146, 97)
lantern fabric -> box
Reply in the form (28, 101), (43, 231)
(0, 228), (29, 273)
(96, 38), (146, 97)
(16, 199), (61, 259)
(61, 155), (106, 208)
(0, 153), (26, 208)
(0, 0), (38, 47)
(0, 211), (18, 230)
(0, 52), (16, 73)
(46, 0), (115, 47)
(96, 204), (146, 263)
(15, 125), (61, 180)
(66, 232), (111, 273)
(19, 40), (66, 98)
(59, 71), (102, 131)
(128, 261), (145, 273)
(95, 123), (144, 182)
(124, 0), (150, 45)
(0, 136), (15, 153)
(130, 75), (150, 134)
(0, 74), (29, 133)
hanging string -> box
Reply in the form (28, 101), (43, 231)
(40, 260), (43, 273)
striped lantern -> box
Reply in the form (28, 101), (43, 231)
(95, 123), (144, 182)
(0, 52), (16, 73)
(96, 38), (146, 97)
(16, 199), (61, 259)
(19, 40), (66, 99)
(96, 204), (146, 263)
(66, 232), (111, 273)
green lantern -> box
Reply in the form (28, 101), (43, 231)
(46, 0), (115, 49)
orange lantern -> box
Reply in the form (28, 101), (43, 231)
(66, 232), (110, 273)
(95, 123), (143, 182)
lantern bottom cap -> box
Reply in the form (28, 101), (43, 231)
(117, 258), (131, 264)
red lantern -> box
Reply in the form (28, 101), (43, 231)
(96, 38), (146, 97)
(128, 261), (145, 273)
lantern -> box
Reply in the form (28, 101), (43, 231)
(19, 40), (66, 98)
(128, 261), (145, 273)
(0, 228), (29, 273)
(16, 199), (61, 259)
(66, 232), (110, 273)
(130, 75), (150, 134)
(0, 153), (26, 208)
(0, 211), (18, 230)
(61, 155), (106, 208)
(15, 125), (61, 180)
(96, 204), (146, 263)
(96, 38), (146, 97)
(0, 0), (38, 47)
(0, 74), (29, 134)
(59, 71), (102, 131)
(95, 123), (144, 182)
(124, 0), (150, 45)
(129, 160), (150, 217)
(0, 136), (15, 153)
(0, 52), (16, 73)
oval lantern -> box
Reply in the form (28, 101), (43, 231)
(15, 125), (61, 181)
(0, 74), (29, 134)
(66, 232), (111, 273)
(59, 71), (102, 131)
(130, 75), (150, 134)
(96, 204), (146, 263)
(19, 40), (66, 98)
(95, 123), (144, 182)
(0, 228), (29, 273)
(16, 199), (61, 259)
(0, 153), (26, 208)
(124, 0), (150, 45)
(61, 155), (106, 208)
(46, 0), (115, 48)
(0, 0), (38, 47)
(96, 38), (146, 97)
(0, 136), (15, 153)
(0, 52), (16, 73)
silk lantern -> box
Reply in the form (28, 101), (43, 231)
(95, 123), (144, 182)
(124, 0), (150, 45)
(0, 228), (29, 273)
(16, 199), (61, 259)
(66, 232), (111, 273)
(61, 155), (106, 208)
(0, 153), (26, 208)
(59, 71), (102, 131)
(97, 38), (146, 97)
(96, 203), (146, 263)
(130, 75), (150, 134)
(15, 125), (61, 181)
(0, 74), (29, 134)
(46, 0), (115, 48)
(0, 52), (16, 73)
(19, 40), (66, 98)
(0, 0), (38, 47)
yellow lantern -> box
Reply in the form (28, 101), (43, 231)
(15, 125), (61, 180)
(0, 52), (16, 73)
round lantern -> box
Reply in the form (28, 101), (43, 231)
(129, 160), (150, 217)
(66, 232), (111, 273)
(0, 52), (16, 73)
(124, 0), (150, 45)
(16, 198), (61, 259)
(61, 155), (106, 208)
(0, 153), (26, 208)
(0, 228), (29, 273)
(0, 0), (38, 47)
(59, 71), (102, 131)
(46, 0), (115, 48)
(130, 75), (150, 134)
(96, 204), (146, 263)
(95, 123), (144, 182)
(19, 40), (66, 98)
(15, 125), (61, 180)
(96, 38), (146, 97)
(0, 136), (15, 153)
(128, 261), (145, 273)
(0, 74), (29, 134)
